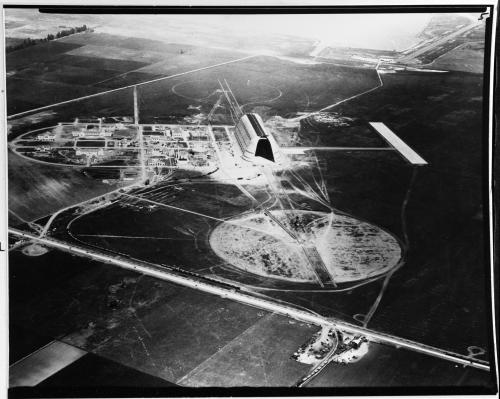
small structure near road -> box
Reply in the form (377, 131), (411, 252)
(292, 326), (338, 365)
(331, 331), (369, 364)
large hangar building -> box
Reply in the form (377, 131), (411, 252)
(234, 113), (282, 164)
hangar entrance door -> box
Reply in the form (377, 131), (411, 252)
(255, 138), (274, 162)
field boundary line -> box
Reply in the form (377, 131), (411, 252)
(176, 313), (275, 386)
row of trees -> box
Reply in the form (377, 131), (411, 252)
(6, 24), (91, 53)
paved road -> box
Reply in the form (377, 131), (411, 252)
(9, 228), (490, 373)
(294, 330), (339, 387)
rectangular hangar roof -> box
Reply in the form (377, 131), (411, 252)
(246, 113), (268, 138)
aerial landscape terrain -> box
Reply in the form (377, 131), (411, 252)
(4, 6), (497, 395)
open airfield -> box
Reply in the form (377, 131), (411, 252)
(6, 10), (496, 392)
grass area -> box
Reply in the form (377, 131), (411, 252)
(60, 181), (250, 271)
(55, 53), (149, 72)
(308, 341), (493, 388)
(6, 32), (248, 115)
(93, 72), (161, 89)
(178, 313), (315, 386)
(6, 41), (83, 70)
(6, 78), (103, 115)
(299, 115), (389, 147)
(9, 249), (313, 385)
(5, 37), (26, 47)
(307, 70), (490, 355)
(7, 48), (381, 121)
(429, 43), (484, 73)
(12, 63), (120, 86)
(64, 44), (165, 64)
(7, 150), (123, 222)
(205, 56), (380, 117)
(120, 55), (381, 123)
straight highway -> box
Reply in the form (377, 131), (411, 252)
(9, 228), (490, 374)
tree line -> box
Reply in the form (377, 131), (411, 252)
(6, 25), (91, 53)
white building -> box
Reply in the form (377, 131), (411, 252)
(151, 147), (163, 156)
(172, 126), (187, 140)
(76, 148), (104, 157)
(148, 157), (167, 167)
(76, 127), (112, 138)
(36, 133), (56, 141)
(234, 113), (282, 164)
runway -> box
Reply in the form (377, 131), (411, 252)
(369, 122), (428, 165)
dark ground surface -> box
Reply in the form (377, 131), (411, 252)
(8, 33), (496, 392)
(307, 341), (496, 389)
(5, 32), (246, 115)
(8, 150), (124, 222)
(53, 79), (492, 357)
(8, 247), (496, 392)
(12, 65), (494, 362)
(6, 54), (380, 138)
(54, 149), (492, 359)
(9, 325), (53, 366)
(37, 353), (178, 387)
(8, 249), (310, 387)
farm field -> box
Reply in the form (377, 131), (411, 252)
(8, 249), (312, 386)
(6, 32), (247, 115)
(9, 247), (494, 389)
(38, 353), (178, 389)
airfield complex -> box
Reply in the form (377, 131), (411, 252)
(12, 83), (286, 181)
(10, 80), (481, 383)
(6, 9), (494, 391)
(8, 77), (489, 389)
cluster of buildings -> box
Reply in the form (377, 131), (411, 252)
(142, 124), (213, 171)
(34, 122), (217, 171)
(71, 122), (129, 138)
(36, 132), (56, 141)
(26, 111), (282, 182)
